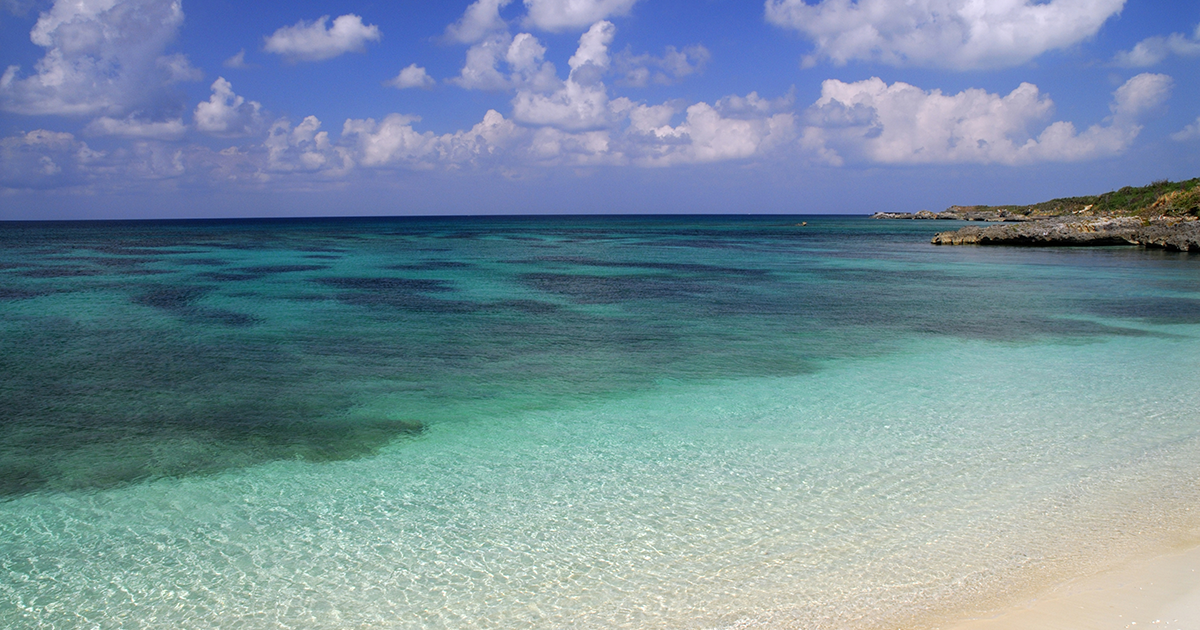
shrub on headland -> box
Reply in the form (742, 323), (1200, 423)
(957, 177), (1200, 218)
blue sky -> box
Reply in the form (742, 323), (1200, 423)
(1, 0), (1198, 219)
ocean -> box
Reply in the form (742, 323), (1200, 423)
(1, 215), (1198, 628)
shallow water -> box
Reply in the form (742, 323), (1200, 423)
(1, 216), (1198, 628)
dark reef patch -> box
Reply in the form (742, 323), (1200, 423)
(133, 285), (259, 326)
(0, 320), (424, 497)
(176, 258), (231, 266)
(313, 276), (474, 313)
(523, 256), (770, 277)
(240, 264), (329, 274)
(493, 299), (562, 314)
(521, 272), (727, 305)
(384, 261), (475, 271)
(197, 265), (327, 283)
(1091, 297), (1200, 324)
(17, 267), (104, 278)
(314, 277), (454, 292)
(198, 271), (262, 282)
(0, 287), (46, 300)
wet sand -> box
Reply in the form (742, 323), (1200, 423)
(942, 544), (1200, 630)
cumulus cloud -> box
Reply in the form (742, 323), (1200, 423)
(341, 114), (439, 167)
(1112, 23), (1200, 67)
(615, 44), (709, 87)
(715, 90), (796, 116)
(194, 78), (264, 137)
(451, 32), (560, 92)
(446, 0), (512, 43)
(523, 0), (637, 31)
(1172, 117), (1200, 142)
(442, 20), (794, 166)
(799, 73), (1171, 166)
(84, 115), (187, 140)
(264, 116), (352, 174)
(264, 14), (381, 62)
(386, 64), (436, 90)
(0, 0), (194, 116)
(1109, 72), (1172, 120)
(224, 50), (251, 69)
(438, 109), (527, 164)
(341, 109), (525, 168)
(629, 102), (796, 166)
(506, 33), (561, 91)
(764, 0), (1126, 70)
(0, 129), (103, 189)
(156, 53), (203, 83)
(451, 35), (516, 91)
(112, 141), (186, 180)
(511, 21), (616, 129)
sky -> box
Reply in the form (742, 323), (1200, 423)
(1, 0), (1198, 219)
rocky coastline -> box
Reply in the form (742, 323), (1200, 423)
(872, 179), (1200, 252)
(927, 216), (1200, 252)
(870, 206), (1034, 222)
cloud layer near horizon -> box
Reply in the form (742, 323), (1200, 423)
(1, 0), (1194, 204)
(2, 17), (1173, 193)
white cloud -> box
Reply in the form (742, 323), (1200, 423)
(341, 114), (440, 167)
(0, 0), (189, 116)
(264, 14), (381, 62)
(224, 50), (250, 69)
(715, 90), (795, 116)
(511, 21), (616, 129)
(615, 45), (709, 87)
(512, 80), (613, 129)
(84, 115), (187, 140)
(506, 33), (560, 91)
(156, 53), (202, 83)
(194, 78), (264, 137)
(0, 129), (103, 189)
(764, 0), (1126, 70)
(1112, 24), (1200, 67)
(452, 32), (560, 92)
(1109, 72), (1172, 120)
(1172, 117), (1200, 142)
(115, 141), (186, 180)
(798, 73), (1172, 166)
(386, 64), (436, 90)
(568, 20), (616, 71)
(527, 127), (618, 164)
(264, 116), (352, 174)
(437, 109), (527, 164)
(629, 101), (796, 166)
(451, 35), (514, 91)
(340, 110), (525, 168)
(446, 0), (512, 43)
(522, 0), (637, 31)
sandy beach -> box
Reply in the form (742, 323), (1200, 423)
(941, 544), (1200, 630)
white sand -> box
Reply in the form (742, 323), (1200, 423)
(940, 545), (1200, 630)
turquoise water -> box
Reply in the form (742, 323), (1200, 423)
(1, 216), (1198, 628)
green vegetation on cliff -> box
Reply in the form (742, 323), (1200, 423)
(954, 178), (1200, 219)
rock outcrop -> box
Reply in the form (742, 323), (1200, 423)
(930, 217), (1200, 252)
(871, 207), (1030, 222)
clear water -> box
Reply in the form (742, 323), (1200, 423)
(1, 216), (1198, 629)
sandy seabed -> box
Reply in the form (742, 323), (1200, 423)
(939, 544), (1200, 630)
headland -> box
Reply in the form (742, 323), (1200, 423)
(873, 178), (1200, 252)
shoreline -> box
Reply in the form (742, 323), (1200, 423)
(926, 216), (1200, 251)
(934, 543), (1200, 630)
